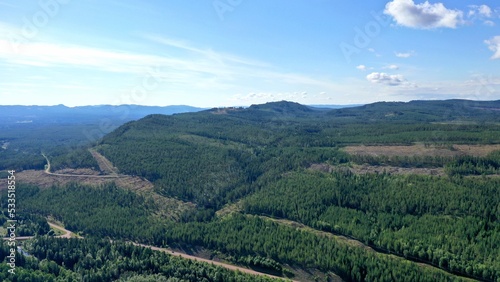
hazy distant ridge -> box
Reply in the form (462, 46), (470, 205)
(0, 105), (206, 124)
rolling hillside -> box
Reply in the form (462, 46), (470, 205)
(5, 99), (500, 281)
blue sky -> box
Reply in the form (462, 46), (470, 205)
(0, 0), (499, 107)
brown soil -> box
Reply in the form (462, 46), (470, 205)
(216, 201), (243, 217)
(349, 164), (444, 176)
(309, 163), (445, 176)
(343, 144), (500, 158)
(0, 150), (195, 221)
(5, 170), (116, 189)
(48, 222), (76, 239)
(53, 168), (101, 175)
(89, 149), (120, 175)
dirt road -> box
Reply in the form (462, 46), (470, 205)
(42, 152), (121, 178)
(48, 222), (75, 238)
(2, 222), (78, 241)
(28, 153), (293, 280)
(88, 149), (120, 176)
(133, 243), (294, 281)
(3, 222), (292, 281)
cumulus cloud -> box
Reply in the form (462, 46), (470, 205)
(479, 5), (492, 17)
(384, 0), (464, 29)
(366, 72), (406, 86)
(468, 5), (496, 26)
(469, 5), (492, 18)
(356, 65), (367, 71)
(485, 36), (500, 60)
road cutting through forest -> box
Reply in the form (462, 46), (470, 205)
(35, 150), (469, 281)
(4, 221), (293, 281)
(132, 243), (296, 281)
(42, 152), (122, 178)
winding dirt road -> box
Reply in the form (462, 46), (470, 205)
(3, 221), (292, 281)
(48, 222), (75, 239)
(31, 153), (295, 280)
(132, 243), (294, 281)
(42, 153), (122, 178)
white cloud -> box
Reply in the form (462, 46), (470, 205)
(467, 5), (497, 26)
(385, 64), (399, 70)
(484, 20), (495, 26)
(469, 5), (493, 18)
(479, 5), (492, 17)
(0, 36), (327, 86)
(356, 65), (367, 71)
(395, 51), (415, 58)
(485, 36), (500, 60)
(384, 0), (464, 29)
(367, 48), (382, 57)
(405, 75), (499, 100)
(366, 72), (406, 86)
(0, 32), (354, 106)
(144, 34), (271, 68)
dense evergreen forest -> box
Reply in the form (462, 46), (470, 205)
(0, 123), (102, 171)
(243, 171), (500, 280)
(2, 100), (500, 281)
(4, 183), (472, 281)
(0, 237), (280, 281)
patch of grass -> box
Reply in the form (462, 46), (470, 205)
(50, 226), (65, 236)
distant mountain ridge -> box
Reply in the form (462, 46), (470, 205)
(200, 99), (500, 123)
(327, 99), (500, 122)
(2, 99), (500, 125)
(0, 105), (205, 124)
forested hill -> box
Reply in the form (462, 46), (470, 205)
(97, 99), (500, 210)
(208, 99), (500, 122)
(328, 99), (500, 122)
(89, 99), (500, 281)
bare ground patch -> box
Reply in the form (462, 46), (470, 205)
(216, 201), (243, 217)
(343, 144), (500, 158)
(89, 149), (120, 175)
(349, 164), (445, 176)
(52, 168), (101, 175)
(309, 163), (445, 176)
(2, 151), (195, 221)
(7, 169), (115, 189)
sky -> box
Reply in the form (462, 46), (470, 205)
(0, 0), (499, 107)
